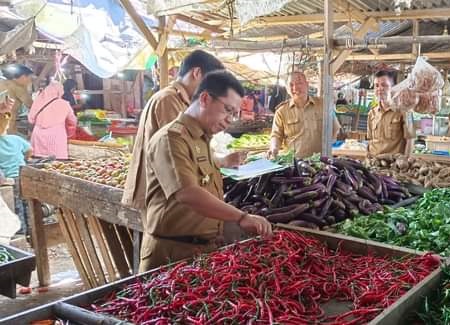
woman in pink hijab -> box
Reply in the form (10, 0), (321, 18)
(28, 82), (77, 159)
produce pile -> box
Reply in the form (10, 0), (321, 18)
(225, 156), (409, 229)
(367, 154), (450, 188)
(337, 188), (450, 256)
(228, 133), (270, 150)
(0, 246), (14, 264)
(42, 157), (129, 189)
(91, 231), (439, 325)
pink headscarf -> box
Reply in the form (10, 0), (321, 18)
(29, 82), (73, 129)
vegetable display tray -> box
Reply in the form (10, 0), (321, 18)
(0, 226), (443, 325)
(0, 244), (36, 298)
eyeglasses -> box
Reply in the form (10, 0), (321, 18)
(209, 93), (239, 121)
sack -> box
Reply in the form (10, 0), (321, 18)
(391, 79), (419, 112)
(409, 56), (444, 93)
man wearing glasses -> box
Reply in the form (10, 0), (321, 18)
(139, 70), (272, 271)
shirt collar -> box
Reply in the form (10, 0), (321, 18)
(289, 96), (316, 109)
(171, 81), (190, 106)
(178, 113), (205, 139)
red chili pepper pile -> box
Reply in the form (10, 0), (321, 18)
(91, 231), (439, 325)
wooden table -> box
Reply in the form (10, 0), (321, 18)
(20, 166), (142, 288)
(332, 148), (367, 160)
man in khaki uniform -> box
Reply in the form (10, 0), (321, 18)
(268, 71), (340, 158)
(367, 70), (415, 157)
(140, 71), (272, 271)
(122, 50), (225, 210)
(0, 64), (33, 134)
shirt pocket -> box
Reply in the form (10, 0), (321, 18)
(385, 117), (403, 140)
(285, 116), (303, 139)
(198, 162), (214, 188)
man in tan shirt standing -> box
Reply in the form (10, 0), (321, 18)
(0, 64), (33, 134)
(140, 71), (272, 271)
(367, 70), (415, 157)
(122, 50), (226, 210)
(268, 71), (340, 158)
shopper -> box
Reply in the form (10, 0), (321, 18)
(62, 79), (82, 111)
(268, 71), (340, 158)
(0, 101), (32, 234)
(139, 71), (272, 271)
(28, 82), (77, 159)
(0, 64), (33, 134)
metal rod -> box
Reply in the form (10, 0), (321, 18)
(53, 302), (133, 325)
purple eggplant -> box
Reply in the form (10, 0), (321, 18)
(267, 203), (309, 223)
(283, 183), (325, 197)
(286, 191), (318, 205)
(319, 198), (333, 218)
(357, 186), (377, 203)
(270, 176), (312, 186)
(326, 174), (337, 193)
(295, 213), (327, 227)
(288, 220), (319, 229)
(344, 169), (359, 190)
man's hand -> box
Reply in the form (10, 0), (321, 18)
(0, 98), (14, 113)
(267, 147), (279, 159)
(239, 214), (272, 237)
(220, 151), (248, 168)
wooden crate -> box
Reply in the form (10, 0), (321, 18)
(425, 135), (450, 152)
(0, 226), (444, 325)
(0, 244), (36, 298)
(20, 166), (142, 288)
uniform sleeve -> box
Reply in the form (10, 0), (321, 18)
(271, 109), (285, 147)
(154, 96), (183, 129)
(402, 112), (416, 139)
(149, 132), (197, 199)
(15, 136), (31, 154)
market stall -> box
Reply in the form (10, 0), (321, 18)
(20, 158), (141, 289)
(0, 226), (444, 325)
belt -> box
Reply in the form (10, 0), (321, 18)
(155, 235), (211, 245)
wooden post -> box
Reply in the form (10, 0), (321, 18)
(322, 0), (334, 156)
(158, 16), (169, 88)
(28, 199), (50, 286)
(412, 20), (420, 58)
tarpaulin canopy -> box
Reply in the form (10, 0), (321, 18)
(0, 9), (36, 56)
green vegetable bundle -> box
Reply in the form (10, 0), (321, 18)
(228, 134), (270, 150)
(337, 188), (450, 256)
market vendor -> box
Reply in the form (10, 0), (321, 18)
(367, 70), (415, 157)
(268, 71), (341, 158)
(123, 50), (241, 210)
(0, 64), (33, 134)
(139, 71), (272, 271)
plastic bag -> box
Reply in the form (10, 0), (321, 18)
(391, 79), (419, 112)
(409, 56), (444, 93)
(415, 91), (440, 114)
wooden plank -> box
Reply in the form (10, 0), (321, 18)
(155, 16), (176, 57)
(86, 215), (118, 282)
(61, 208), (96, 288)
(119, 0), (158, 50)
(412, 20), (420, 58)
(73, 213), (107, 285)
(176, 14), (224, 34)
(158, 16), (169, 88)
(98, 219), (131, 279)
(56, 209), (91, 288)
(20, 166), (142, 231)
(115, 225), (134, 269)
(132, 230), (141, 274)
(27, 199), (50, 287)
(331, 17), (378, 74)
(322, 0), (334, 157)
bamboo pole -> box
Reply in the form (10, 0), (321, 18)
(159, 16), (169, 88)
(322, 0), (334, 157)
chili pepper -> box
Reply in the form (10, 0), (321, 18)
(91, 231), (438, 324)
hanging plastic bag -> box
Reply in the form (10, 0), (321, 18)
(391, 79), (419, 112)
(409, 56), (444, 93)
(415, 91), (441, 114)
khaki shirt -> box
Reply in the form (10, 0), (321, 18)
(0, 80), (32, 134)
(145, 113), (223, 237)
(271, 97), (340, 158)
(367, 106), (415, 157)
(122, 81), (190, 209)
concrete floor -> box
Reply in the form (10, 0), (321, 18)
(0, 239), (85, 319)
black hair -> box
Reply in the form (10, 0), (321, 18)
(178, 50), (225, 77)
(374, 70), (396, 85)
(1, 64), (33, 80)
(63, 79), (77, 93)
(192, 70), (244, 102)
